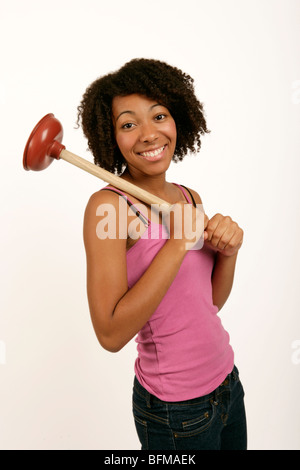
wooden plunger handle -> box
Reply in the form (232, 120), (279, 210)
(60, 149), (171, 208)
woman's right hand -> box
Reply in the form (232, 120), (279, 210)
(166, 202), (207, 251)
(84, 192), (202, 353)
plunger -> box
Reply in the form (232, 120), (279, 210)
(23, 114), (170, 207)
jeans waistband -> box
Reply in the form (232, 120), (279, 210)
(133, 366), (239, 407)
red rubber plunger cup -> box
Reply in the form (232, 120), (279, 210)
(23, 113), (65, 171)
(23, 113), (171, 208)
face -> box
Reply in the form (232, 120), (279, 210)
(112, 94), (177, 178)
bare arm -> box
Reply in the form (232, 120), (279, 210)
(186, 189), (243, 311)
(211, 252), (238, 310)
(205, 214), (243, 310)
(84, 191), (197, 353)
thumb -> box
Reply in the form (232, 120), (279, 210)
(203, 214), (209, 240)
(204, 214), (209, 228)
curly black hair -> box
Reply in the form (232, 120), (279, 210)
(77, 58), (210, 175)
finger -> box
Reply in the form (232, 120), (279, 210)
(202, 214), (209, 240)
(217, 225), (237, 250)
(208, 217), (233, 247)
(205, 214), (223, 241)
(222, 229), (244, 253)
(203, 214), (209, 229)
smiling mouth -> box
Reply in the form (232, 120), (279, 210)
(138, 145), (166, 160)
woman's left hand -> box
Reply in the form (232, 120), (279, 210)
(204, 213), (244, 257)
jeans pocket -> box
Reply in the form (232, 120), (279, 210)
(182, 410), (210, 431)
(172, 399), (217, 439)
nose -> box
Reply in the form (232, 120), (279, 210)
(139, 121), (158, 143)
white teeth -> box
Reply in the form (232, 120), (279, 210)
(140, 146), (165, 158)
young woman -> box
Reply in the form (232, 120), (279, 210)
(78, 58), (247, 450)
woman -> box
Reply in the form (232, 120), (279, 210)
(78, 58), (247, 450)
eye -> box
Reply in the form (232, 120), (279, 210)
(155, 113), (167, 121)
(121, 122), (136, 130)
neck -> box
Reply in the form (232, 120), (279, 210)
(121, 168), (169, 196)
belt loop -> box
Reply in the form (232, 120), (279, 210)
(212, 387), (219, 406)
(146, 390), (151, 408)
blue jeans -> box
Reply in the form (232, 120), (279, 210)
(132, 366), (247, 450)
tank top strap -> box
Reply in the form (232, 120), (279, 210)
(172, 183), (196, 207)
(101, 186), (151, 226)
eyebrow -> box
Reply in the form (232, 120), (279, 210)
(115, 103), (163, 122)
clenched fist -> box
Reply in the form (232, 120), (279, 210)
(204, 213), (243, 257)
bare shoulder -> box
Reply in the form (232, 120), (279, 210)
(84, 187), (124, 226)
(184, 186), (203, 205)
(85, 186), (120, 213)
(83, 187), (127, 248)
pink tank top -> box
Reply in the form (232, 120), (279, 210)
(103, 184), (234, 401)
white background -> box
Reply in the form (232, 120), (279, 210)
(0, 0), (299, 450)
